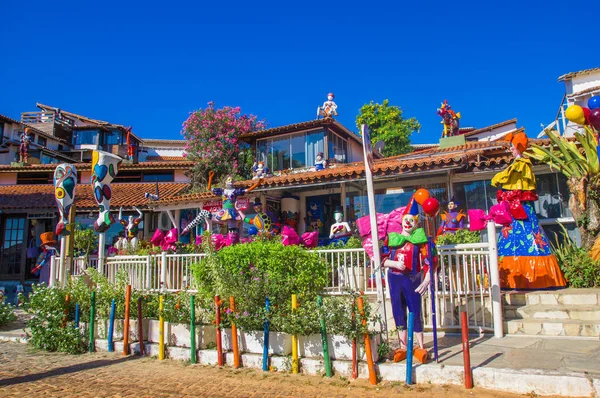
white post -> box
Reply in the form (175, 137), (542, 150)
(59, 236), (67, 287)
(160, 251), (167, 290)
(361, 125), (388, 337)
(145, 255), (152, 289)
(98, 232), (106, 277)
(49, 255), (56, 287)
(487, 221), (504, 338)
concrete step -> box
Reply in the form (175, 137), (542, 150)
(524, 289), (600, 306)
(502, 292), (526, 306)
(515, 305), (600, 322)
(505, 318), (600, 338)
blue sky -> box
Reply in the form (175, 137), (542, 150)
(1, 1), (599, 144)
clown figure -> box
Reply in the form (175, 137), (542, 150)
(119, 206), (143, 250)
(19, 129), (31, 163)
(32, 232), (59, 285)
(382, 196), (436, 364)
(437, 195), (466, 237)
(252, 162), (271, 180)
(244, 197), (280, 235)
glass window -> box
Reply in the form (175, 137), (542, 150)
(256, 139), (267, 165)
(291, 133), (305, 168)
(556, 173), (572, 218)
(328, 132), (347, 164)
(103, 130), (122, 146)
(73, 130), (99, 145)
(535, 174), (562, 219)
(306, 130), (324, 166)
(1, 216), (26, 275)
(142, 172), (174, 182)
(37, 136), (47, 146)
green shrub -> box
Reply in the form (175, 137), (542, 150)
(20, 284), (85, 354)
(0, 302), (17, 326)
(436, 229), (481, 245)
(552, 229), (600, 288)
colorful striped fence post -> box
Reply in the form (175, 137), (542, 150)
(262, 297), (270, 371)
(291, 294), (299, 374)
(108, 299), (116, 352)
(230, 296), (240, 369)
(159, 295), (165, 360)
(406, 312), (415, 385)
(357, 296), (377, 385)
(123, 285), (131, 355)
(317, 295), (332, 377)
(190, 295), (196, 364)
(215, 295), (223, 366)
(137, 297), (145, 356)
(89, 291), (96, 353)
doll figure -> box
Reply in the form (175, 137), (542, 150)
(317, 93), (338, 119)
(329, 206), (352, 244)
(119, 206), (143, 250)
(19, 129), (31, 163)
(437, 195), (466, 237)
(314, 152), (327, 171)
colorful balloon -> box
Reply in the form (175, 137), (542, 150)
(414, 189), (430, 205)
(422, 197), (440, 217)
(583, 107), (591, 125)
(91, 150), (122, 232)
(588, 108), (600, 131)
(53, 163), (78, 236)
(565, 105), (586, 125)
(588, 96), (600, 110)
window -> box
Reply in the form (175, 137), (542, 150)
(327, 131), (347, 164)
(17, 172), (52, 184)
(143, 171), (174, 182)
(256, 129), (325, 172)
(73, 130), (99, 146)
(453, 180), (498, 213)
(1, 217), (26, 276)
(37, 136), (47, 146)
(103, 130), (122, 146)
(58, 145), (64, 151)
(0, 122), (4, 139)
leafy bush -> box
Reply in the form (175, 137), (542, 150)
(20, 284), (85, 354)
(552, 229), (600, 288)
(436, 229), (481, 245)
(0, 302), (17, 326)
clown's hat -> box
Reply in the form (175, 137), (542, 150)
(40, 232), (57, 246)
(403, 194), (419, 217)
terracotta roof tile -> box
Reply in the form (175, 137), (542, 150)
(567, 85), (600, 98)
(145, 156), (187, 161)
(0, 160), (194, 173)
(558, 67), (600, 82)
(0, 182), (189, 211)
(462, 119), (517, 137)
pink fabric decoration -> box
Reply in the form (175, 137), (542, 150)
(281, 225), (300, 246)
(468, 209), (490, 231)
(150, 229), (165, 246)
(161, 228), (178, 251)
(386, 206), (406, 234)
(356, 213), (388, 238)
(300, 231), (318, 248)
(195, 235), (203, 245)
(227, 231), (240, 246)
(489, 201), (513, 226)
(211, 234), (226, 250)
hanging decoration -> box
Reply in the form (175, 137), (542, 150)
(91, 150), (122, 232)
(53, 163), (78, 236)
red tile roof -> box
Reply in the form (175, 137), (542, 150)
(0, 182), (190, 211)
(0, 160), (194, 173)
(145, 156), (187, 161)
(567, 85), (600, 98)
(462, 119), (517, 137)
(558, 67), (600, 82)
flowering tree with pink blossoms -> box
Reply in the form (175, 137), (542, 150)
(182, 102), (266, 189)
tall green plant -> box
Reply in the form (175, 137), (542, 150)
(528, 127), (600, 248)
(551, 224), (600, 288)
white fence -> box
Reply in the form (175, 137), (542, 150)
(50, 223), (502, 335)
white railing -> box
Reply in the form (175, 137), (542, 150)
(50, 224), (502, 335)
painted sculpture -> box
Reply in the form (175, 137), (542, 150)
(181, 209), (213, 235)
(19, 129), (31, 163)
(317, 92), (338, 119)
(252, 161), (271, 180)
(490, 131), (566, 289)
(207, 171), (260, 243)
(244, 197), (280, 235)
(381, 195), (436, 364)
(436, 195), (466, 237)
(314, 152), (327, 171)
(328, 206), (352, 244)
(119, 206), (143, 250)
(31, 232), (58, 285)
(91, 150), (122, 232)
(437, 100), (461, 137)
(53, 163), (78, 236)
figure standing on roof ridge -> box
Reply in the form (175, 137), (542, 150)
(317, 93), (338, 119)
(19, 128), (31, 163)
(437, 100), (461, 138)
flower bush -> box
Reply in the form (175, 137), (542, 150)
(0, 302), (17, 327)
(182, 102), (266, 188)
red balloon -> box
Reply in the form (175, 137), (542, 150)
(583, 107), (591, 125)
(589, 108), (600, 131)
(414, 189), (430, 205)
(422, 197), (440, 217)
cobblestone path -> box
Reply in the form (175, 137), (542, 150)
(0, 341), (534, 397)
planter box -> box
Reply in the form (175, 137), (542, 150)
(239, 330), (292, 355)
(299, 334), (380, 362)
(147, 319), (168, 343)
(167, 323), (216, 349)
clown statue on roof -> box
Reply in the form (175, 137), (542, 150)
(437, 195), (466, 237)
(491, 131), (566, 289)
(381, 195), (437, 365)
(208, 171), (260, 243)
(317, 93), (338, 119)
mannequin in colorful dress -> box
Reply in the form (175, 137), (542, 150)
(491, 131), (567, 289)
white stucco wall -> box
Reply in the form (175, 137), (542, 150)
(348, 139), (364, 163)
(470, 123), (518, 142)
(571, 72), (600, 95)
